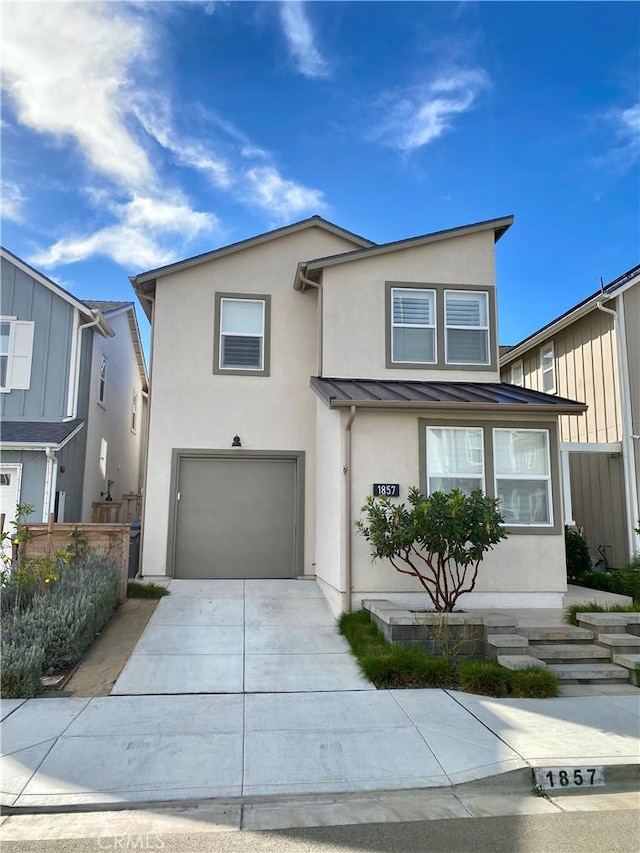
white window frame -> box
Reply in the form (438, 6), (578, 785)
(131, 389), (138, 433)
(511, 359), (524, 387)
(219, 297), (266, 372)
(391, 287), (437, 365)
(444, 290), (490, 366)
(98, 354), (107, 405)
(426, 426), (486, 496)
(540, 342), (556, 394)
(493, 428), (553, 527)
(0, 316), (34, 393)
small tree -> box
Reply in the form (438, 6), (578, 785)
(356, 487), (507, 612)
(564, 526), (591, 581)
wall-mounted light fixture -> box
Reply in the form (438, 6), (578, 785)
(231, 435), (242, 448)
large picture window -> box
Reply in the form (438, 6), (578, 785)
(426, 426), (485, 495)
(445, 290), (489, 365)
(391, 287), (436, 364)
(214, 293), (271, 376)
(493, 428), (552, 526)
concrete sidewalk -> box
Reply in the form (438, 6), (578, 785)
(1, 579), (638, 811)
(1, 689), (638, 809)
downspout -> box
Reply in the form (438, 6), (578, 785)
(137, 292), (155, 578)
(597, 299), (640, 556)
(299, 274), (323, 377)
(71, 316), (100, 418)
(343, 405), (357, 612)
(42, 448), (57, 522)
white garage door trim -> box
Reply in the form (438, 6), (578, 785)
(167, 449), (305, 579)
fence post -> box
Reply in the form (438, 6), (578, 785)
(46, 513), (55, 558)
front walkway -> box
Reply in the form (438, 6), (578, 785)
(112, 579), (372, 694)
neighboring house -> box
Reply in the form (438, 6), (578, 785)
(500, 265), (640, 568)
(131, 215), (585, 613)
(0, 249), (148, 539)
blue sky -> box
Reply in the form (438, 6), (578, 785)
(2, 1), (638, 356)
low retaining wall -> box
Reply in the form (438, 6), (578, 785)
(21, 523), (131, 602)
(363, 599), (517, 659)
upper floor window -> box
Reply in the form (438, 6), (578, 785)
(540, 342), (555, 394)
(98, 355), (107, 404)
(426, 426), (485, 495)
(445, 291), (489, 365)
(493, 428), (552, 526)
(214, 293), (271, 376)
(391, 287), (436, 365)
(0, 317), (34, 393)
(511, 359), (524, 387)
(131, 390), (138, 433)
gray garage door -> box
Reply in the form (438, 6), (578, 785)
(173, 456), (298, 579)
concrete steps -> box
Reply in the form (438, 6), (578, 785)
(546, 662), (630, 684)
(612, 653), (640, 686)
(595, 633), (640, 656)
(520, 626), (594, 643)
(529, 643), (611, 664)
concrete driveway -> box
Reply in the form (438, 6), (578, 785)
(111, 579), (373, 695)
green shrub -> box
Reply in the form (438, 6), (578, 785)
(338, 610), (388, 656)
(457, 660), (512, 697)
(360, 646), (456, 689)
(0, 642), (44, 698)
(573, 571), (614, 593)
(610, 566), (640, 602)
(510, 667), (559, 698)
(1, 554), (120, 683)
(127, 581), (170, 599)
(565, 527), (591, 582)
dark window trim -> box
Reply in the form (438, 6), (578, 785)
(385, 281), (498, 372)
(417, 414), (561, 535)
(213, 292), (271, 377)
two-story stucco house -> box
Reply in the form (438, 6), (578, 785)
(500, 265), (640, 568)
(0, 249), (148, 537)
(131, 215), (586, 613)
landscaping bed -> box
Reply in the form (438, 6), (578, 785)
(338, 610), (559, 698)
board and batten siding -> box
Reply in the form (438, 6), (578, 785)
(502, 308), (621, 444)
(0, 256), (74, 419)
(622, 285), (640, 531)
(569, 451), (627, 569)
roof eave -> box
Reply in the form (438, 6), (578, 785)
(320, 398), (587, 415)
(304, 215), (514, 273)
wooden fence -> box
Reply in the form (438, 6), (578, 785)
(17, 518), (131, 601)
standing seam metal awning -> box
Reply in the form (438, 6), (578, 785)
(310, 377), (587, 414)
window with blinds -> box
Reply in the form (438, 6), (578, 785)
(391, 287), (436, 364)
(219, 298), (265, 370)
(445, 291), (489, 365)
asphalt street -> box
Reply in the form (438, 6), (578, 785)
(2, 809), (640, 853)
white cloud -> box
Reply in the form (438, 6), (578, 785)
(31, 194), (219, 270)
(2, 2), (154, 190)
(243, 166), (325, 219)
(280, 1), (330, 79)
(0, 181), (25, 222)
(378, 69), (490, 151)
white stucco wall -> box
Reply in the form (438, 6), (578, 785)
(313, 398), (344, 613)
(141, 227), (362, 577)
(321, 230), (499, 382)
(347, 409), (567, 609)
(82, 310), (145, 520)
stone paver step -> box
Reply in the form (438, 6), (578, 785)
(497, 655), (547, 671)
(596, 633), (640, 655)
(486, 634), (529, 658)
(576, 613), (640, 634)
(530, 643), (610, 663)
(612, 652), (640, 669)
(524, 627), (594, 643)
(546, 662), (630, 683)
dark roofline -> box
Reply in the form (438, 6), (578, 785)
(297, 215), (513, 283)
(501, 263), (640, 366)
(130, 216), (375, 288)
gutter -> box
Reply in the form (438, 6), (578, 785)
(298, 270), (323, 376)
(322, 399), (587, 415)
(597, 299), (640, 556)
(343, 405), (357, 612)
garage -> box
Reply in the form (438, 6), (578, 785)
(170, 451), (303, 579)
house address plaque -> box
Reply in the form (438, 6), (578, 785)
(373, 484), (400, 497)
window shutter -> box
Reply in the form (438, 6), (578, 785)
(9, 321), (34, 389)
(393, 291), (432, 325)
(222, 336), (262, 369)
